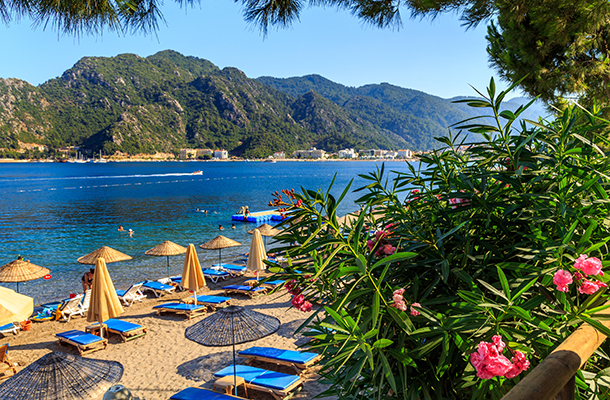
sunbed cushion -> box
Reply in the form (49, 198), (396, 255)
(103, 319), (142, 333)
(154, 303), (205, 311)
(214, 365), (300, 391)
(223, 285), (266, 292)
(239, 347), (318, 364)
(56, 330), (103, 345)
(143, 281), (174, 290)
(264, 280), (286, 286)
(0, 323), (15, 331)
(115, 290), (128, 296)
(194, 295), (231, 304)
(170, 387), (236, 400)
(214, 264), (247, 271)
(202, 269), (229, 276)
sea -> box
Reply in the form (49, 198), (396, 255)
(0, 160), (412, 305)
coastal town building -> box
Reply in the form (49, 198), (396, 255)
(293, 148), (326, 159)
(397, 149), (413, 159)
(214, 149), (228, 159)
(338, 148), (358, 158)
(196, 149), (213, 158)
(273, 152), (286, 159)
(179, 149), (197, 159)
(359, 149), (386, 159)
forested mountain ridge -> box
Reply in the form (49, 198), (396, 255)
(0, 50), (541, 158)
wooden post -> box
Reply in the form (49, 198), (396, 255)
(502, 316), (608, 400)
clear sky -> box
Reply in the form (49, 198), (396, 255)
(0, 2), (514, 99)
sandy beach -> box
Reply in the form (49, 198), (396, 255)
(2, 274), (334, 400)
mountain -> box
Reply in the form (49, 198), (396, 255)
(0, 51), (545, 158)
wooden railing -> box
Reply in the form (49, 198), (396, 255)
(501, 318), (609, 400)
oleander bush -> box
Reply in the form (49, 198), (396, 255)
(270, 80), (610, 399)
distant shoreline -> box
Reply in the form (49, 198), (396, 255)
(0, 157), (419, 164)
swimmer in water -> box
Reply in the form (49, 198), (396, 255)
(118, 226), (124, 231)
(232, 224), (236, 229)
(128, 229), (134, 237)
(219, 225), (224, 231)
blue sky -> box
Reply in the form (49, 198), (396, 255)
(0, 2), (514, 99)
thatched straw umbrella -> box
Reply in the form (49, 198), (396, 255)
(145, 241), (187, 278)
(0, 351), (123, 400)
(0, 258), (50, 293)
(77, 247), (132, 265)
(185, 306), (280, 396)
(248, 223), (281, 246)
(199, 236), (241, 266)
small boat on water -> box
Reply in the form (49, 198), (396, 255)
(192, 170), (203, 175)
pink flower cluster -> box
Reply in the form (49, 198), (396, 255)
(286, 279), (312, 312)
(553, 255), (608, 295)
(470, 335), (530, 380)
(367, 228), (396, 258)
(389, 288), (420, 316)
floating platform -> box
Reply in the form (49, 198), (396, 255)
(231, 209), (285, 224)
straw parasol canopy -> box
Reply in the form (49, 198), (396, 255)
(87, 258), (124, 338)
(182, 244), (206, 302)
(246, 229), (267, 280)
(0, 286), (33, 326)
(0, 351), (123, 400)
(247, 224), (281, 237)
(145, 241), (187, 278)
(77, 246), (132, 265)
(200, 235), (241, 265)
(0, 258), (50, 293)
(185, 305), (280, 396)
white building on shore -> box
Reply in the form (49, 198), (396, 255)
(338, 148), (358, 159)
(293, 148), (326, 159)
(214, 149), (228, 159)
(397, 149), (413, 159)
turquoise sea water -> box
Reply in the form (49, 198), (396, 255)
(0, 161), (411, 304)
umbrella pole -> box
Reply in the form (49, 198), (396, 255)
(232, 314), (237, 396)
(219, 249), (222, 266)
(166, 256), (170, 279)
(16, 282), (19, 293)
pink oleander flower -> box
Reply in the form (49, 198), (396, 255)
(505, 351), (530, 379)
(291, 294), (305, 307)
(573, 271), (584, 281)
(574, 255), (603, 276)
(298, 300), (313, 312)
(492, 335), (505, 352)
(553, 270), (573, 292)
(579, 280), (608, 295)
(376, 244), (396, 257)
(470, 340), (513, 380)
(390, 288), (408, 311)
(410, 303), (421, 316)
(366, 240), (376, 252)
(375, 230), (390, 241)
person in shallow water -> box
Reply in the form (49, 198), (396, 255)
(81, 268), (94, 293)
(232, 224), (236, 229)
(118, 226), (124, 231)
(128, 229), (134, 237)
(219, 225), (224, 230)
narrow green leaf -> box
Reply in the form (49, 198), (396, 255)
(497, 266), (510, 299)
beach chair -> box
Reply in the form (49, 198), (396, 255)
(238, 346), (322, 374)
(223, 285), (267, 298)
(86, 318), (147, 342)
(153, 302), (206, 320)
(142, 280), (176, 297)
(170, 387), (245, 400)
(59, 293), (85, 322)
(214, 364), (303, 400)
(169, 276), (184, 291)
(56, 329), (108, 356)
(158, 277), (182, 291)
(202, 269), (230, 283)
(244, 279), (285, 289)
(0, 344), (16, 381)
(214, 263), (247, 277)
(0, 323), (19, 336)
(191, 295), (231, 310)
(116, 282), (146, 306)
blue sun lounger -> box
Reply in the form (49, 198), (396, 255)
(142, 280), (176, 297)
(214, 364), (303, 399)
(85, 318), (147, 342)
(170, 387), (244, 400)
(0, 323), (19, 336)
(56, 330), (107, 356)
(202, 269), (230, 283)
(223, 285), (267, 298)
(238, 346), (322, 374)
(192, 295), (231, 310)
(214, 263), (248, 277)
(243, 279), (285, 289)
(153, 302), (206, 319)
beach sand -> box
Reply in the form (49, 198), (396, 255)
(3, 274), (334, 400)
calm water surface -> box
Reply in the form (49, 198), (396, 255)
(0, 161), (411, 304)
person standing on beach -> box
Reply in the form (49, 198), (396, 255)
(81, 268), (94, 293)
